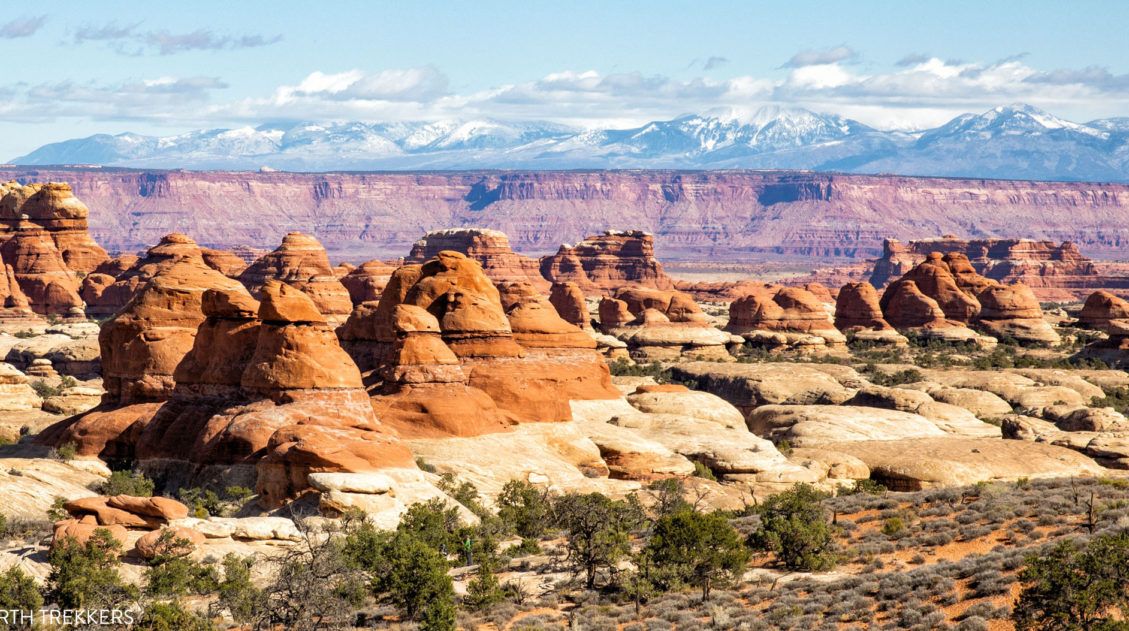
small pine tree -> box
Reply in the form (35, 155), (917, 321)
(748, 483), (838, 571)
(496, 479), (550, 538)
(47, 529), (137, 609)
(464, 557), (505, 611)
(375, 533), (456, 622)
(0, 566), (43, 616)
(646, 509), (749, 601)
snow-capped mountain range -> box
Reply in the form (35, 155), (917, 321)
(12, 104), (1129, 182)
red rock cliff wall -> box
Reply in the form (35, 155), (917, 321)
(4, 168), (1128, 262)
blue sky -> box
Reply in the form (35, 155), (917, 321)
(2, 0), (1128, 157)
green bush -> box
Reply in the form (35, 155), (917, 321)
(51, 441), (77, 461)
(1013, 530), (1129, 630)
(98, 470), (155, 497)
(375, 533), (456, 627)
(496, 479), (551, 539)
(748, 483), (838, 571)
(645, 509), (749, 601)
(398, 499), (463, 553)
(646, 478), (692, 518)
(144, 532), (219, 596)
(177, 486), (252, 518)
(30, 380), (62, 399)
(0, 566), (43, 624)
(609, 358), (672, 382)
(869, 368), (925, 387)
(692, 461), (718, 482)
(47, 528), (137, 609)
(437, 473), (490, 520)
(463, 557), (505, 611)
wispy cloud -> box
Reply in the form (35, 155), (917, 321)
(72, 21), (141, 43)
(703, 56), (729, 71)
(144, 30), (282, 55)
(71, 22), (282, 55)
(0, 15), (47, 39)
(781, 45), (858, 68)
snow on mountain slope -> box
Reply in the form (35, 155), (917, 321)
(12, 105), (1129, 181)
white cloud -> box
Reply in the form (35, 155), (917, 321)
(4, 54), (1129, 135)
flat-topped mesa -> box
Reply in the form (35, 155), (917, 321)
(0, 182), (108, 273)
(539, 230), (674, 294)
(869, 236), (1104, 298)
(612, 287), (710, 324)
(0, 218), (85, 318)
(549, 281), (591, 329)
(727, 286), (847, 349)
(83, 233), (208, 318)
(406, 228), (548, 291)
(238, 232), (353, 324)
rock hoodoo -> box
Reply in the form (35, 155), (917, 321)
(833, 282), (907, 346)
(406, 228), (548, 291)
(238, 232), (353, 324)
(341, 259), (397, 305)
(727, 286), (846, 349)
(345, 251), (619, 431)
(549, 281), (590, 328)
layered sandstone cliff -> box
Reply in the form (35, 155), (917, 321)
(7, 168), (1129, 265)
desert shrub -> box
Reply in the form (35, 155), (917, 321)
(645, 509), (749, 600)
(869, 368), (924, 387)
(882, 516), (906, 537)
(0, 566), (43, 625)
(748, 483), (838, 571)
(464, 557), (505, 611)
(215, 554), (262, 623)
(497, 479), (551, 538)
(257, 519), (367, 631)
(135, 601), (215, 631)
(437, 473), (491, 521)
(609, 358), (672, 382)
(144, 532), (219, 596)
(177, 486), (252, 518)
(30, 379), (61, 399)
(691, 460), (717, 481)
(1013, 531), (1129, 630)
(50, 441), (77, 461)
(47, 528), (137, 609)
(553, 492), (644, 588)
(98, 469), (155, 496)
(646, 478), (692, 519)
